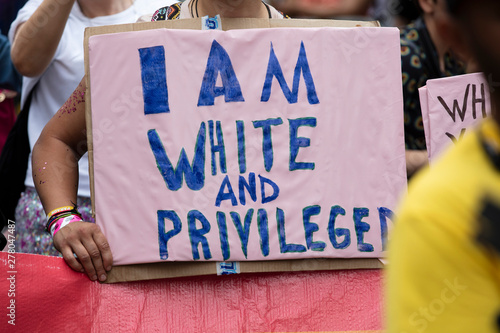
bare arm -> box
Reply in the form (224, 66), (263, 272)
(33, 78), (112, 281)
(405, 150), (428, 178)
(10, 0), (76, 77)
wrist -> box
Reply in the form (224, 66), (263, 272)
(46, 205), (83, 237)
(50, 214), (83, 237)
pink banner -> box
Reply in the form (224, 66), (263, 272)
(89, 27), (405, 265)
(0, 252), (382, 332)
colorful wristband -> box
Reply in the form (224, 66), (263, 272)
(47, 206), (75, 220)
(50, 214), (83, 237)
(46, 206), (82, 234)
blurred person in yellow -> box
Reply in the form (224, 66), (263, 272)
(386, 0), (500, 332)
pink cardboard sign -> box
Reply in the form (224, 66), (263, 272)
(88, 27), (405, 265)
(419, 73), (491, 162)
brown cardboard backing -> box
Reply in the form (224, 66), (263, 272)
(104, 258), (384, 283)
(84, 18), (382, 283)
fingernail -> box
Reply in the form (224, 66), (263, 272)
(100, 274), (107, 281)
(106, 266), (111, 271)
(91, 275), (97, 281)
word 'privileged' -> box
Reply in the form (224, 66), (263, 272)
(157, 205), (394, 261)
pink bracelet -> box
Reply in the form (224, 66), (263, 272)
(50, 214), (83, 237)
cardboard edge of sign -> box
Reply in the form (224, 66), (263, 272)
(104, 258), (385, 283)
(84, 17), (382, 283)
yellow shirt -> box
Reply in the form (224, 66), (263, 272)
(387, 118), (500, 333)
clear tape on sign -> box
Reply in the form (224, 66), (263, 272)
(216, 261), (240, 275)
(202, 15), (222, 30)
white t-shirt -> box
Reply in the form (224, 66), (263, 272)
(9, 0), (172, 197)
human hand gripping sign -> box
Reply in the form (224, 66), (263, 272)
(52, 221), (113, 282)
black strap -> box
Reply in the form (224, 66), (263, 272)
(263, 1), (272, 18)
(0, 85), (37, 234)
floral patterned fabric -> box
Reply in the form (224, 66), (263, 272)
(400, 17), (466, 150)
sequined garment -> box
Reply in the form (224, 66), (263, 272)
(14, 186), (94, 256)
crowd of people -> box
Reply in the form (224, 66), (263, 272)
(0, 0), (498, 331)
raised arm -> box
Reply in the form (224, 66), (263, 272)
(33, 78), (112, 281)
(10, 0), (76, 77)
